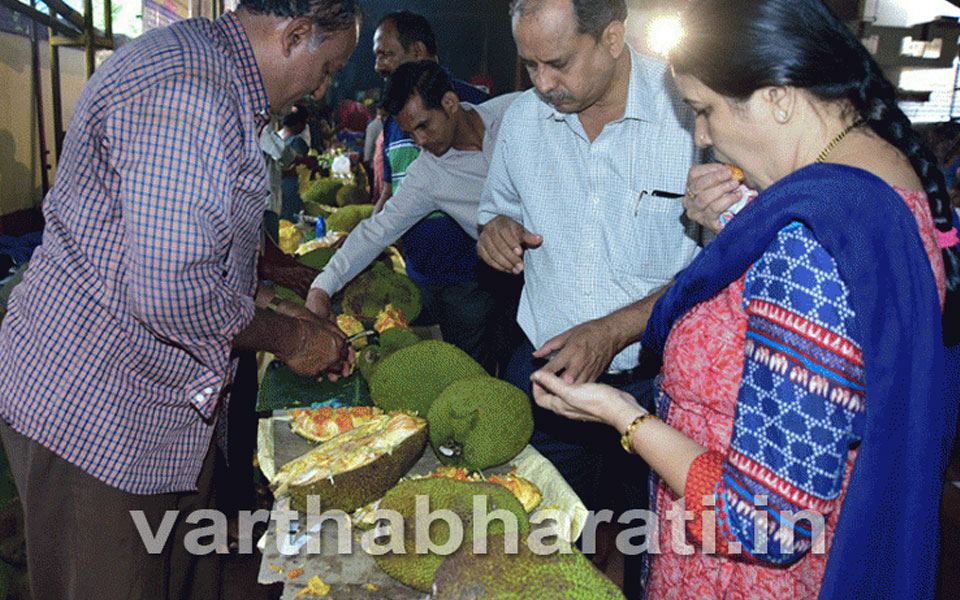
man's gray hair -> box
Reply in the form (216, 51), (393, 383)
(509, 0), (626, 40)
(238, 0), (363, 35)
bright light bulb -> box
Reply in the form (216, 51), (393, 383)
(647, 14), (683, 58)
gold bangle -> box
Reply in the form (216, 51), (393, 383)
(620, 412), (654, 454)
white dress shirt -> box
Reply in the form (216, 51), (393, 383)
(478, 47), (702, 372)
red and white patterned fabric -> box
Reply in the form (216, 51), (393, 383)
(645, 187), (945, 599)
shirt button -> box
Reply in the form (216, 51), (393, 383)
(203, 387), (214, 395)
(194, 393), (206, 403)
(592, 196), (600, 205)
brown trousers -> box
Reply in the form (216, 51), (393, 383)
(0, 421), (221, 600)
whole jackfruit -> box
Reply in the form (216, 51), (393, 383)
(432, 533), (626, 599)
(355, 328), (420, 383)
(379, 327), (419, 354)
(370, 341), (486, 417)
(372, 478), (530, 593)
(340, 261), (421, 322)
(335, 183), (369, 207)
(302, 177), (343, 207)
(428, 375), (533, 471)
(326, 204), (373, 233)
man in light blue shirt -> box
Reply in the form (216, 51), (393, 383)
(477, 1), (700, 589)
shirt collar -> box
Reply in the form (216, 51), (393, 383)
(215, 12), (271, 128)
(542, 44), (655, 124)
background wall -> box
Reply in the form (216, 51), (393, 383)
(327, 0), (517, 104)
(0, 26), (85, 229)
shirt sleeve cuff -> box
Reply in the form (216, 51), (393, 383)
(310, 271), (336, 295)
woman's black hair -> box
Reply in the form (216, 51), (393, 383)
(671, 0), (960, 343)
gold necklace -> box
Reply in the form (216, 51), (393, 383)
(815, 118), (864, 163)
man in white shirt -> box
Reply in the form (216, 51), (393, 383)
(476, 1), (700, 591)
(307, 60), (520, 370)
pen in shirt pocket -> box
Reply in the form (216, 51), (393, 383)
(635, 190), (685, 216)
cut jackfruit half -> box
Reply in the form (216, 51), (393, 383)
(273, 412), (427, 513)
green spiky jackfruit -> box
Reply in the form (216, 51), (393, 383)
(373, 478), (530, 593)
(335, 183), (369, 207)
(302, 177), (343, 207)
(326, 204), (373, 233)
(379, 327), (420, 354)
(432, 533), (626, 599)
(428, 375), (533, 471)
(356, 328), (420, 383)
(297, 246), (337, 271)
(341, 262), (421, 322)
(369, 341), (486, 417)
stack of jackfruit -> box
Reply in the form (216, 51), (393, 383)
(368, 340), (534, 473)
(341, 261), (422, 322)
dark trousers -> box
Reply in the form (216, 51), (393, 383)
(216, 350), (259, 519)
(0, 421), (221, 600)
(503, 337), (655, 600)
(414, 263), (523, 376)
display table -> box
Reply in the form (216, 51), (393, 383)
(255, 412), (587, 599)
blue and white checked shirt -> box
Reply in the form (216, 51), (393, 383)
(0, 12), (270, 494)
(478, 47), (702, 372)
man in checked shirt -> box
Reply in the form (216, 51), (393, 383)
(0, 1), (360, 598)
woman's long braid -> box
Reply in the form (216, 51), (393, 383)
(845, 52), (960, 343)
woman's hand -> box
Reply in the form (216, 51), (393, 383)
(533, 369), (706, 497)
(684, 163), (743, 233)
(530, 370), (643, 432)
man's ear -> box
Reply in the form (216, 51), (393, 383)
(282, 17), (315, 57)
(410, 40), (429, 61)
(602, 20), (626, 60)
(440, 90), (460, 116)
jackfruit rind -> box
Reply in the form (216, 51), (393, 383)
(335, 183), (370, 207)
(356, 328), (419, 384)
(378, 327), (419, 354)
(373, 478), (530, 592)
(297, 246), (337, 271)
(302, 177), (343, 207)
(275, 413), (427, 513)
(341, 262), (422, 322)
(273, 285), (305, 306)
(428, 375), (533, 471)
(357, 344), (382, 383)
(369, 341), (485, 417)
(432, 533), (626, 600)
(326, 204), (373, 233)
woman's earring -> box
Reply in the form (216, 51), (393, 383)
(776, 110), (788, 122)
